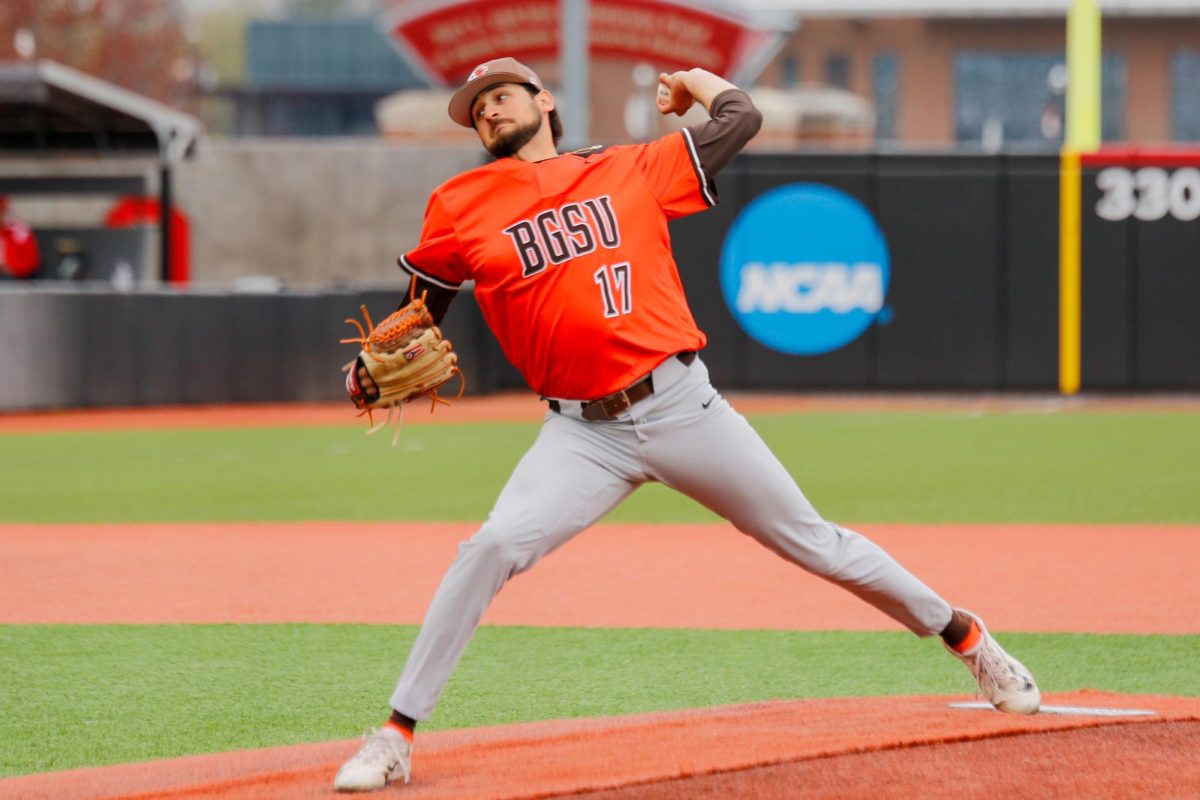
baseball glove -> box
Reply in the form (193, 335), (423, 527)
(341, 293), (464, 442)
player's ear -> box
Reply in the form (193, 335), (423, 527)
(537, 90), (556, 115)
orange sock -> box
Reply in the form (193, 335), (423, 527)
(953, 620), (982, 654)
(384, 720), (414, 742)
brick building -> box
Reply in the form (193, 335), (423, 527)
(754, 0), (1200, 148)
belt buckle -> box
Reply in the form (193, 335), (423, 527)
(600, 390), (632, 418)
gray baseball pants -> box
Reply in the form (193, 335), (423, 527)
(390, 354), (953, 720)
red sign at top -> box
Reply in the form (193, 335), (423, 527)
(383, 0), (774, 86)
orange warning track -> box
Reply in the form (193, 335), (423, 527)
(1, 521), (1197, 633)
(3, 693), (1198, 800)
(2, 391), (1199, 434)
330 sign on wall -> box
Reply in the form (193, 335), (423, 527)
(1095, 166), (1200, 221)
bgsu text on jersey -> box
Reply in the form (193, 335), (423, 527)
(502, 195), (620, 277)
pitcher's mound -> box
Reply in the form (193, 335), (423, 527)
(4, 691), (1198, 799)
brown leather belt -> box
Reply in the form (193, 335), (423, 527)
(549, 351), (696, 421)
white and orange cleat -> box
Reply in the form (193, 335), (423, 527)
(945, 609), (1041, 714)
(333, 726), (412, 792)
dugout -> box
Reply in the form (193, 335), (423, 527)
(0, 59), (201, 283)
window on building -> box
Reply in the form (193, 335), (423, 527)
(825, 53), (851, 90)
(242, 18), (422, 136)
(954, 52), (1126, 147)
(1172, 51), (1200, 141)
(781, 54), (801, 89)
(873, 53), (899, 141)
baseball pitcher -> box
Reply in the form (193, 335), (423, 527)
(333, 57), (1040, 792)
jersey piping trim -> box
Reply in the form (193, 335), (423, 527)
(681, 128), (716, 207)
(398, 254), (462, 291)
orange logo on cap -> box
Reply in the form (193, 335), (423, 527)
(468, 64), (488, 82)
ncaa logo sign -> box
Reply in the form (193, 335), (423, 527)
(719, 184), (890, 356)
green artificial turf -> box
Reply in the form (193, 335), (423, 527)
(1, 410), (1197, 523)
(1, 624), (1197, 777)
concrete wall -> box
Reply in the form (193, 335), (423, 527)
(175, 139), (481, 287)
(2, 141), (481, 288)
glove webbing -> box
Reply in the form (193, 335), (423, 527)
(341, 299), (433, 355)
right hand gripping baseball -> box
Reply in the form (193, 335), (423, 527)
(656, 71), (696, 117)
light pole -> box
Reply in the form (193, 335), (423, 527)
(560, 0), (589, 149)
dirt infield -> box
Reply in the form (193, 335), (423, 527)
(2, 693), (1197, 799)
(1, 521), (1196, 633)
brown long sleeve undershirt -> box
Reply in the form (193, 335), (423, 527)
(685, 88), (764, 178)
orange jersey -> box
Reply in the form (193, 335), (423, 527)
(401, 130), (713, 400)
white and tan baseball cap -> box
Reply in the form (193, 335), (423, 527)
(448, 57), (544, 128)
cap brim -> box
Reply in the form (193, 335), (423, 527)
(448, 72), (534, 128)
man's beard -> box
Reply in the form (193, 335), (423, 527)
(486, 114), (543, 158)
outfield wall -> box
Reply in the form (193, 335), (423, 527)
(681, 153), (1063, 391)
(2, 151), (1198, 410)
(0, 285), (522, 409)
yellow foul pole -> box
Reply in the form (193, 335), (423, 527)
(1066, 0), (1101, 151)
(1059, 150), (1082, 395)
(1059, 0), (1101, 395)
